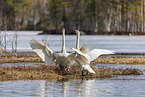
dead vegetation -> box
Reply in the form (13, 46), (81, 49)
(0, 52), (144, 81)
(2, 56), (145, 64)
(93, 56), (145, 64)
(0, 64), (142, 81)
(0, 56), (43, 64)
(1, 52), (145, 64)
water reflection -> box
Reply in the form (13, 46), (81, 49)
(33, 79), (99, 97)
(1, 78), (145, 96)
(34, 80), (46, 97)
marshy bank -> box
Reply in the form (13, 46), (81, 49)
(0, 64), (143, 81)
(0, 52), (144, 81)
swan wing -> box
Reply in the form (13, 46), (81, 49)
(86, 49), (114, 61)
(71, 47), (95, 73)
(29, 39), (55, 65)
(82, 64), (95, 74)
(75, 58), (95, 73)
(71, 47), (85, 56)
(79, 44), (90, 54)
(71, 47), (89, 64)
(67, 53), (76, 66)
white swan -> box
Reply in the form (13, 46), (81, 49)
(29, 39), (55, 65)
(55, 29), (89, 71)
(74, 30), (95, 74)
(55, 28), (75, 71)
(29, 28), (77, 71)
(71, 47), (114, 75)
(29, 28), (73, 70)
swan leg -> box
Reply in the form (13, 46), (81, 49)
(82, 70), (84, 77)
(86, 71), (89, 75)
(82, 70), (89, 76)
(81, 70), (84, 80)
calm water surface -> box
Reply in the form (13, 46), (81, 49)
(2, 31), (145, 53)
(1, 78), (145, 97)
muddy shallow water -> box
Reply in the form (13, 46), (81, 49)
(0, 63), (145, 96)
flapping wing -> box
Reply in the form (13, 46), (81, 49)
(82, 65), (95, 73)
(79, 44), (90, 54)
(71, 47), (89, 64)
(71, 47), (95, 73)
(29, 39), (55, 65)
(71, 47), (84, 55)
(87, 49), (114, 62)
(67, 53), (76, 66)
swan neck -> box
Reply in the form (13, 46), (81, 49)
(76, 31), (80, 50)
(61, 28), (66, 53)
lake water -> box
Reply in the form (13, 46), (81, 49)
(1, 79), (145, 97)
(1, 64), (145, 97)
(1, 31), (145, 53)
(1, 31), (145, 96)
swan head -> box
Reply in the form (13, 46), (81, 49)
(62, 28), (65, 34)
(75, 29), (80, 35)
(75, 29), (78, 33)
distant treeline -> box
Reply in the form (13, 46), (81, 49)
(0, 0), (145, 34)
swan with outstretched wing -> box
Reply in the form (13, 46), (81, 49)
(71, 46), (114, 75)
(29, 39), (55, 65)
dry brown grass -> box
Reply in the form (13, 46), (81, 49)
(1, 52), (145, 64)
(0, 56), (43, 64)
(93, 56), (145, 64)
(0, 52), (144, 81)
(2, 56), (145, 64)
(0, 64), (142, 81)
